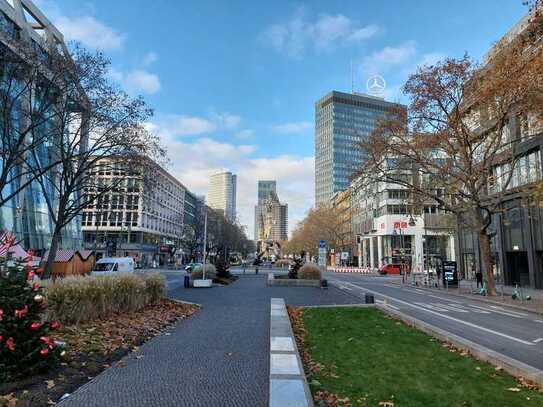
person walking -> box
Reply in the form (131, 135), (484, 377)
(476, 269), (483, 288)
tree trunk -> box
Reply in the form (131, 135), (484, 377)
(43, 227), (62, 280)
(478, 231), (496, 296)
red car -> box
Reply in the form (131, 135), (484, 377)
(379, 263), (401, 275)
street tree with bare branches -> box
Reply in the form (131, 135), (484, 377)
(358, 7), (543, 294)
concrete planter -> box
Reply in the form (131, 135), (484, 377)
(267, 273), (321, 287)
(193, 279), (213, 288)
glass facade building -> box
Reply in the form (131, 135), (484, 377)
(0, 0), (82, 254)
(314, 91), (405, 205)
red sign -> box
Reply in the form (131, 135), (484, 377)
(394, 222), (408, 230)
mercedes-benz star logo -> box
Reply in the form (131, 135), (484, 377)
(366, 75), (386, 96)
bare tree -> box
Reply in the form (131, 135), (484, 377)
(359, 8), (543, 294)
(0, 40), (80, 209)
(31, 46), (162, 277)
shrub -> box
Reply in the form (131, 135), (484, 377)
(191, 264), (216, 280)
(275, 259), (292, 268)
(43, 273), (166, 324)
(0, 257), (61, 382)
(215, 258), (230, 279)
(299, 263), (322, 280)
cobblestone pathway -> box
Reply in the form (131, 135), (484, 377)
(59, 275), (357, 407)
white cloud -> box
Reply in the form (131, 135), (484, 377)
(109, 68), (161, 95)
(150, 117), (314, 238)
(147, 111), (242, 138)
(55, 15), (125, 51)
(143, 52), (159, 66)
(124, 70), (161, 94)
(362, 41), (417, 75)
(260, 10), (379, 57)
(235, 129), (255, 140)
(272, 121), (313, 134)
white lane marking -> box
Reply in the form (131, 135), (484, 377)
(467, 303), (525, 319)
(433, 303), (469, 313)
(414, 289), (426, 294)
(487, 305), (528, 317)
(534, 338), (543, 343)
(338, 281), (535, 346)
(535, 320), (543, 324)
(427, 294), (463, 304)
(414, 302), (449, 312)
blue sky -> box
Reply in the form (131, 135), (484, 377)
(37, 0), (528, 238)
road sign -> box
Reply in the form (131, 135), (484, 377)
(319, 240), (326, 249)
(341, 251), (349, 260)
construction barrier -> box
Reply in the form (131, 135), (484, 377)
(327, 267), (377, 274)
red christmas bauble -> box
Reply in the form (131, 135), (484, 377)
(6, 337), (15, 351)
(32, 283), (40, 291)
(30, 322), (42, 331)
(0, 309), (3, 321)
(0, 335), (3, 343)
(40, 348), (49, 357)
(50, 321), (61, 331)
(27, 271), (35, 281)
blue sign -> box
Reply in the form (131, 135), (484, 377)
(319, 240), (326, 248)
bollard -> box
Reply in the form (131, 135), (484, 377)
(255, 267), (259, 275)
(365, 293), (375, 304)
(321, 279), (328, 289)
(184, 275), (190, 288)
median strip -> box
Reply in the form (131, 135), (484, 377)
(269, 298), (313, 407)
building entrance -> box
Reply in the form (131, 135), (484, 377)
(506, 251), (529, 286)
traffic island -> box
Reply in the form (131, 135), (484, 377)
(267, 273), (321, 287)
(289, 306), (543, 407)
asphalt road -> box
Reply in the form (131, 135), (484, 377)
(325, 271), (543, 371)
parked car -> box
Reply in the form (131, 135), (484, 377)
(184, 262), (202, 273)
(379, 263), (401, 275)
(92, 257), (134, 275)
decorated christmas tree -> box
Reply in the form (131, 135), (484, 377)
(0, 252), (62, 382)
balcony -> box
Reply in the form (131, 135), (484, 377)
(423, 213), (457, 230)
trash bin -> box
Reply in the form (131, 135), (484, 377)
(184, 275), (190, 288)
(321, 279), (328, 288)
(365, 293), (374, 304)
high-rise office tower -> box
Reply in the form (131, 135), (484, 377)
(257, 180), (277, 203)
(254, 180), (288, 242)
(314, 91), (405, 205)
(207, 171), (237, 221)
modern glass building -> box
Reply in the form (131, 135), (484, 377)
(0, 0), (82, 254)
(314, 91), (405, 205)
(207, 171), (237, 222)
(257, 180), (277, 204)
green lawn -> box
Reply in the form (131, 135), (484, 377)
(300, 307), (543, 407)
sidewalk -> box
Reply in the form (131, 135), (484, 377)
(59, 275), (357, 407)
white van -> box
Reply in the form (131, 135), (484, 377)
(92, 257), (134, 275)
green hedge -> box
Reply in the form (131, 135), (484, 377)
(43, 273), (166, 324)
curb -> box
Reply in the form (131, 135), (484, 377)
(389, 281), (543, 315)
(269, 298), (314, 407)
(169, 298), (202, 307)
(376, 304), (543, 387)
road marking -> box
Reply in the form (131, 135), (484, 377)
(414, 289), (426, 294)
(427, 294), (463, 304)
(535, 320), (543, 324)
(414, 302), (449, 312)
(487, 305), (528, 317)
(336, 281), (535, 346)
(534, 338), (543, 343)
(432, 303), (469, 313)
(467, 304), (525, 319)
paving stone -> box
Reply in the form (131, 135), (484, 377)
(270, 336), (295, 352)
(270, 354), (301, 375)
(270, 379), (309, 407)
(59, 275), (357, 407)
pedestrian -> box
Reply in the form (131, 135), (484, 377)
(476, 269), (483, 288)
